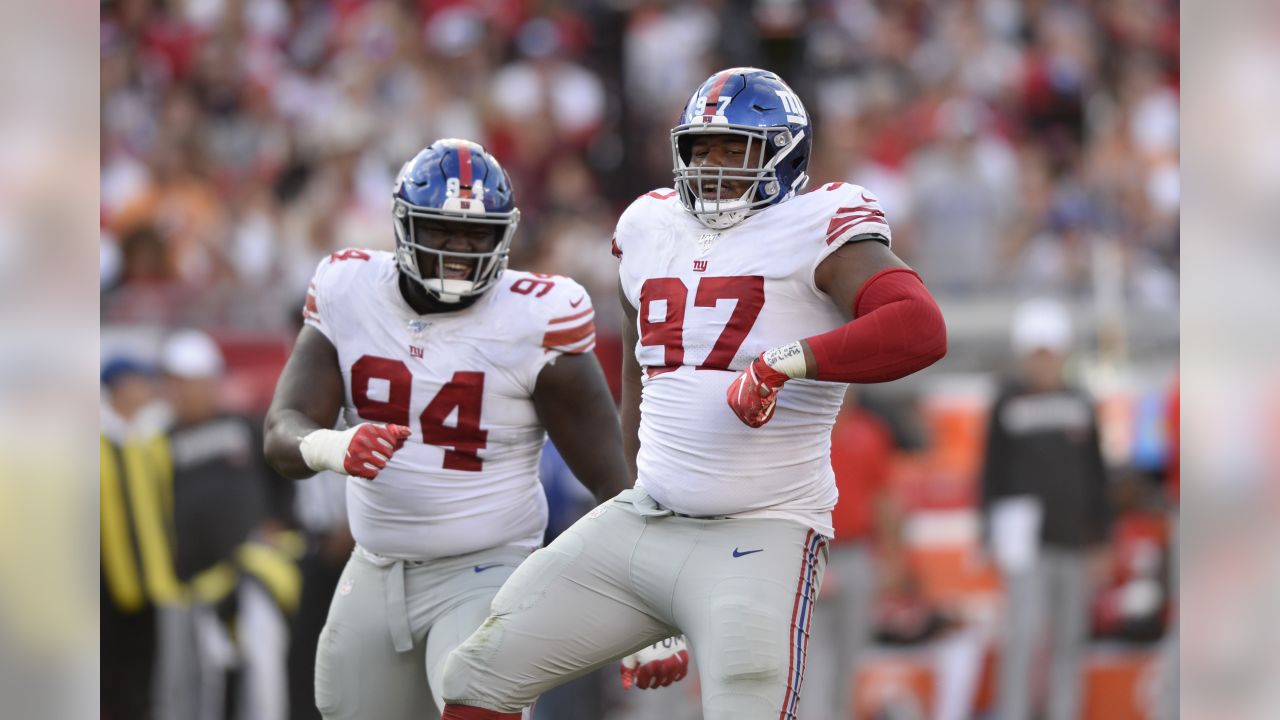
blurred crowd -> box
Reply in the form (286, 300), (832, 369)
(100, 0), (1179, 334)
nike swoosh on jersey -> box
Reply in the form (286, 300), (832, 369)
(473, 563), (504, 573)
(569, 295), (585, 308)
(732, 548), (764, 558)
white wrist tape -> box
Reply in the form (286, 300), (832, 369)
(300, 426), (360, 474)
(762, 341), (808, 379)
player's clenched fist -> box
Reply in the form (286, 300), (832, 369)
(620, 636), (689, 690)
(726, 356), (790, 428)
(726, 340), (810, 428)
(300, 423), (412, 480)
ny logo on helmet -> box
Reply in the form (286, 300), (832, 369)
(775, 89), (807, 125)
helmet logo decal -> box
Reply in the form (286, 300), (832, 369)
(446, 144), (485, 212)
(775, 88), (807, 125)
(456, 144), (475, 199)
(700, 71), (733, 121)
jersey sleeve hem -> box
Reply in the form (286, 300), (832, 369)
(302, 259), (337, 343)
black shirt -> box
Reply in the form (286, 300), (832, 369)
(168, 415), (288, 580)
(979, 381), (1112, 549)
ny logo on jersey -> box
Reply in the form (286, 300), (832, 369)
(692, 260), (709, 272)
(409, 346), (424, 359)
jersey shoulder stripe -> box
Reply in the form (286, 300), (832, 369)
(497, 270), (597, 355)
(808, 183), (891, 248)
(543, 311), (596, 353)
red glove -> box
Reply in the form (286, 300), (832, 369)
(620, 636), (689, 690)
(300, 423), (412, 480)
(344, 423), (412, 479)
(725, 355), (792, 428)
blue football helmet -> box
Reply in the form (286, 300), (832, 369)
(671, 67), (812, 229)
(392, 139), (520, 303)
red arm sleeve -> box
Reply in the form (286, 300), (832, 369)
(805, 268), (947, 383)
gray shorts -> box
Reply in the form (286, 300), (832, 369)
(314, 543), (531, 719)
(442, 488), (828, 719)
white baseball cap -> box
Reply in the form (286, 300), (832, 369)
(161, 329), (225, 379)
(1011, 299), (1073, 356)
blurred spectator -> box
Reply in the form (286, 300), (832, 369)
(907, 96), (1019, 294)
(287, 468), (351, 720)
(980, 299), (1112, 720)
(154, 330), (299, 720)
(101, 356), (170, 439)
(100, 357), (173, 720)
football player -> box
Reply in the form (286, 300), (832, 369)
(439, 69), (947, 719)
(263, 139), (685, 719)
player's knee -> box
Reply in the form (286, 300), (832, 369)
(314, 623), (357, 718)
(441, 616), (536, 711)
(440, 615), (502, 699)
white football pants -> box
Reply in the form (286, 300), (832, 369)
(442, 487), (828, 719)
(314, 543), (531, 719)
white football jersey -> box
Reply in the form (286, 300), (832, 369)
(303, 250), (597, 560)
(615, 183), (892, 537)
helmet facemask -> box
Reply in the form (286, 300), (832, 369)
(672, 124), (809, 230)
(393, 199), (519, 304)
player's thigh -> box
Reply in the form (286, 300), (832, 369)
(674, 521), (828, 720)
(442, 509), (674, 711)
(314, 554), (432, 720)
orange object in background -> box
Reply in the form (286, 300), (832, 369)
(853, 658), (935, 719)
(851, 646), (1158, 720)
(906, 541), (1000, 607)
(1084, 653), (1160, 720)
(917, 394), (988, 507)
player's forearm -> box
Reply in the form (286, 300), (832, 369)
(263, 408), (324, 479)
(555, 422), (631, 503)
(781, 269), (946, 383)
(575, 458), (631, 504)
(562, 399), (631, 501)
